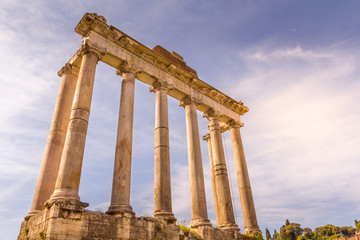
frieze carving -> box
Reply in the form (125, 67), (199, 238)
(74, 13), (249, 116)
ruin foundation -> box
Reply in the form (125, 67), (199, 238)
(18, 201), (243, 240)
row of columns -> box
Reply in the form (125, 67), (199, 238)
(26, 44), (260, 234)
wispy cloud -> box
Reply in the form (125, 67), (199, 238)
(228, 45), (360, 230)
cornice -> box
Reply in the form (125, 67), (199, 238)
(74, 13), (249, 116)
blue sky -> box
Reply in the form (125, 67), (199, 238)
(1, 0), (360, 239)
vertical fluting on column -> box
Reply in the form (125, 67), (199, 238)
(203, 133), (220, 227)
(203, 109), (239, 230)
(49, 45), (103, 204)
(25, 63), (79, 220)
(228, 120), (261, 235)
(179, 96), (211, 228)
(150, 80), (176, 223)
(107, 64), (137, 215)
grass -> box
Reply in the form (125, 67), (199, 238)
(177, 220), (202, 239)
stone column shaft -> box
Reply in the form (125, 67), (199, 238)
(151, 81), (175, 223)
(49, 48), (101, 203)
(205, 110), (238, 230)
(229, 121), (261, 234)
(107, 70), (136, 215)
(203, 133), (220, 227)
(26, 64), (78, 219)
(181, 98), (210, 228)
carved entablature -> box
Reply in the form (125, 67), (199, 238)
(73, 13), (248, 121)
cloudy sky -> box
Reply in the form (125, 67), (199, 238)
(1, 0), (360, 239)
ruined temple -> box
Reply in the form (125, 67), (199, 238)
(18, 13), (261, 240)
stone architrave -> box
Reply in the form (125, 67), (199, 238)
(48, 45), (104, 204)
(228, 120), (261, 235)
(179, 96), (211, 228)
(203, 133), (221, 227)
(204, 109), (239, 230)
(26, 63), (79, 219)
(107, 62), (137, 215)
(150, 80), (176, 223)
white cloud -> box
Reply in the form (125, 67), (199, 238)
(228, 45), (360, 230)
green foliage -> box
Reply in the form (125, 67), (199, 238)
(273, 230), (280, 240)
(255, 233), (265, 240)
(302, 227), (315, 240)
(315, 224), (341, 237)
(356, 220), (360, 231)
(38, 230), (44, 239)
(24, 227), (29, 236)
(286, 220), (291, 226)
(177, 220), (201, 239)
(280, 222), (303, 240)
(266, 228), (272, 240)
(340, 226), (356, 236)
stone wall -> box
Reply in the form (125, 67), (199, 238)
(18, 202), (243, 240)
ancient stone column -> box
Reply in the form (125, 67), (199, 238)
(107, 64), (137, 215)
(25, 63), (79, 220)
(179, 96), (211, 228)
(228, 120), (261, 235)
(150, 80), (176, 223)
(202, 133), (220, 227)
(49, 45), (103, 204)
(203, 109), (238, 230)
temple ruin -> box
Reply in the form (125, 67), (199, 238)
(18, 13), (261, 240)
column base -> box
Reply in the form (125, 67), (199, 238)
(45, 197), (89, 212)
(49, 188), (80, 201)
(244, 225), (262, 235)
(219, 223), (240, 231)
(153, 210), (177, 224)
(24, 210), (41, 220)
(106, 203), (135, 216)
(190, 217), (212, 228)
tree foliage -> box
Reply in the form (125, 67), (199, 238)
(340, 226), (356, 236)
(355, 220), (360, 231)
(314, 224), (341, 237)
(280, 222), (303, 240)
(266, 228), (271, 240)
(302, 228), (315, 240)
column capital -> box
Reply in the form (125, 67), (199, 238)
(149, 79), (173, 93)
(227, 119), (244, 129)
(202, 108), (221, 120)
(77, 43), (106, 60)
(178, 95), (201, 108)
(202, 133), (211, 142)
(57, 63), (79, 77)
(116, 60), (139, 76)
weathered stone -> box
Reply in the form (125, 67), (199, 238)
(21, 12), (260, 240)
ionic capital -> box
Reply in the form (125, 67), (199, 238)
(57, 63), (79, 77)
(77, 43), (106, 60)
(227, 119), (244, 129)
(116, 60), (139, 76)
(202, 133), (211, 142)
(203, 108), (221, 120)
(149, 79), (173, 93)
(178, 95), (201, 108)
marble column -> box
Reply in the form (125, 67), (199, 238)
(179, 96), (211, 228)
(204, 109), (238, 230)
(49, 45), (103, 204)
(228, 120), (261, 235)
(150, 80), (176, 223)
(202, 133), (220, 227)
(107, 66), (137, 215)
(25, 63), (79, 220)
